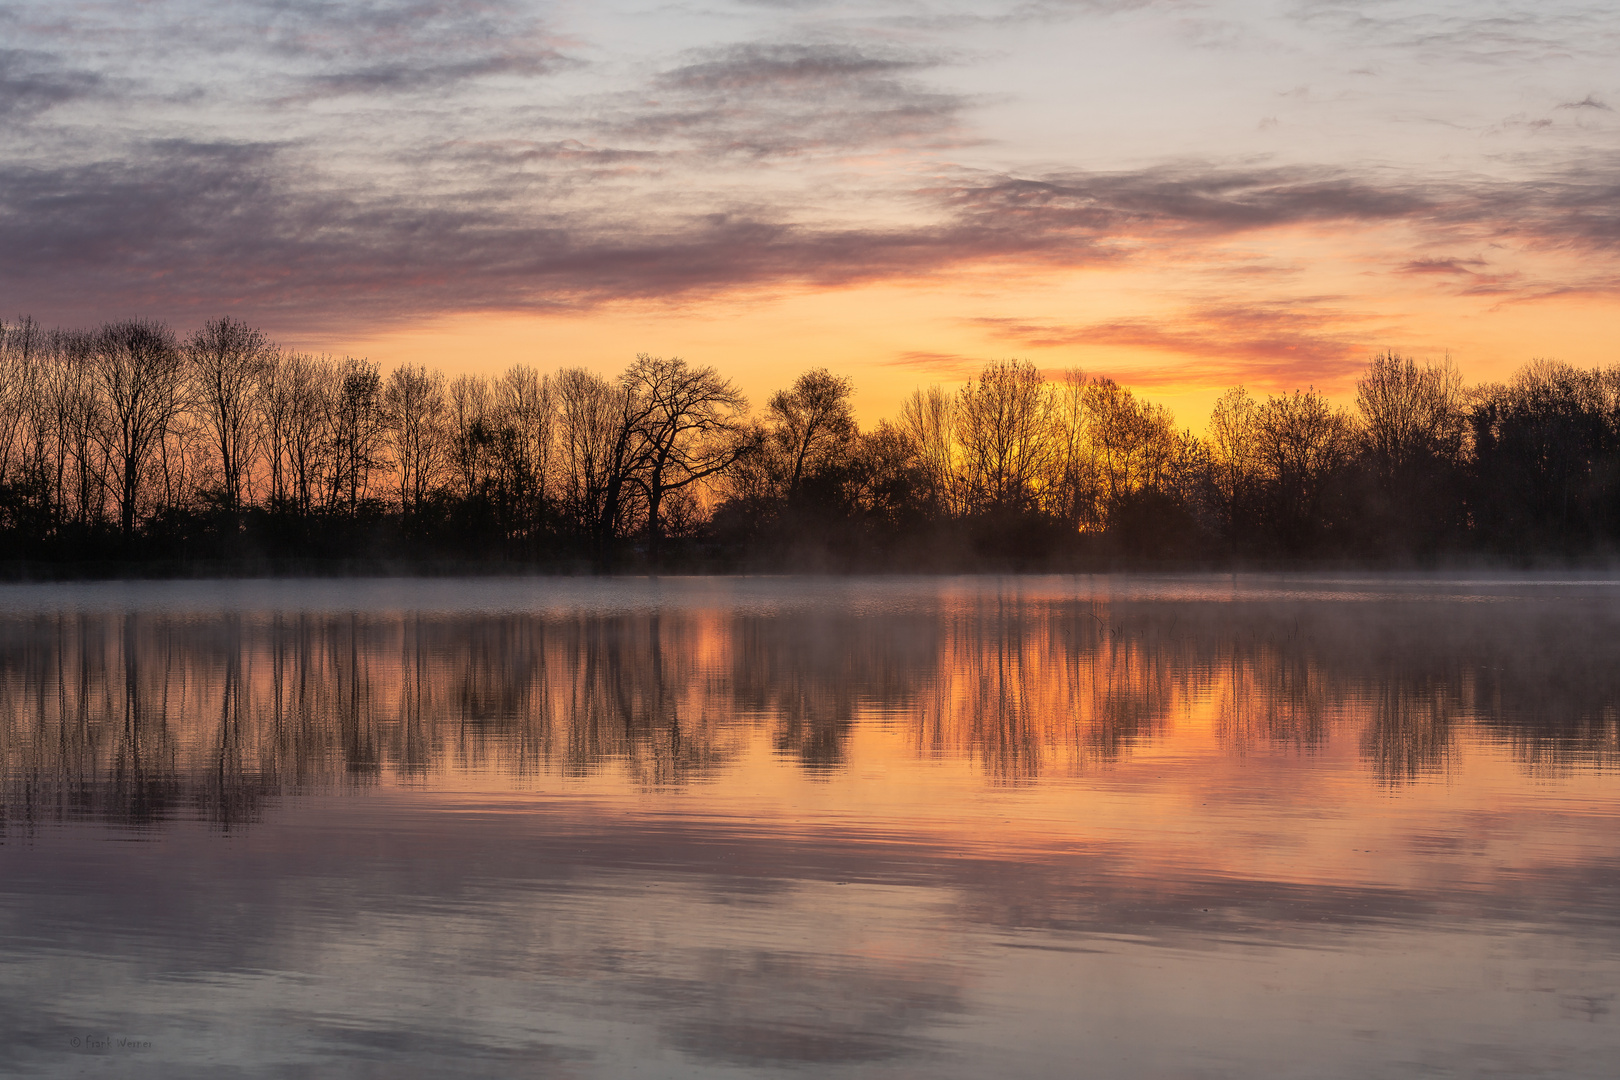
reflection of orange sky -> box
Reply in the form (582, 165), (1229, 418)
(12, 598), (1613, 900)
(315, 224), (1620, 433)
(409, 713), (1620, 900)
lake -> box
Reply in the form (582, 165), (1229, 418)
(2, 575), (1618, 1078)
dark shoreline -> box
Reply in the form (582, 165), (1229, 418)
(3, 552), (1617, 582)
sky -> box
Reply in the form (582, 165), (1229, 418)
(3, 0), (1618, 424)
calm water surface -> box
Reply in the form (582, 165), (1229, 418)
(2, 575), (1618, 1078)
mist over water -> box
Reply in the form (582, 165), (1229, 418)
(2, 576), (1618, 1078)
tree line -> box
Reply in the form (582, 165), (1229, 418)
(1, 313), (1617, 570)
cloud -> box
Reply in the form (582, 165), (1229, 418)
(883, 351), (989, 379)
(7, 141), (1620, 334)
(734, 0), (1167, 26)
(1288, 2), (1620, 68)
(655, 42), (927, 92)
(4, 0), (1620, 345)
(0, 49), (104, 119)
(1557, 94), (1612, 110)
(1398, 257), (1486, 275)
(974, 300), (1379, 389)
(296, 53), (565, 99)
(935, 165), (1435, 239)
(601, 43), (968, 158)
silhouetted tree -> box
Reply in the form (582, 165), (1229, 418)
(555, 367), (651, 558)
(766, 368), (855, 501)
(91, 320), (189, 539)
(1079, 377), (1177, 526)
(1467, 360), (1620, 553)
(896, 385), (958, 516)
(383, 364), (448, 519)
(328, 357), (384, 513)
(189, 317), (271, 512)
(1252, 389), (1354, 554)
(955, 359), (1053, 514)
(623, 354), (748, 568)
(1206, 386), (1261, 550)
(1353, 351), (1466, 553)
(495, 365), (556, 534)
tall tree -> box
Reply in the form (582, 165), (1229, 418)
(497, 365), (556, 529)
(261, 352), (333, 514)
(896, 385), (957, 516)
(1080, 378), (1176, 521)
(383, 365), (448, 517)
(955, 360), (1053, 514)
(555, 367), (634, 551)
(448, 374), (492, 499)
(624, 354), (749, 567)
(1253, 388), (1354, 553)
(188, 317), (271, 511)
(90, 320), (189, 539)
(1356, 351), (1464, 479)
(327, 358), (384, 513)
(1354, 351), (1466, 552)
(766, 368), (855, 500)
(42, 330), (107, 530)
(1206, 386), (1260, 547)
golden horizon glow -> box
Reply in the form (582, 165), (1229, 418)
(8, 1), (1618, 431)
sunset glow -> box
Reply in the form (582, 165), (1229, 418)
(6, 0), (1617, 424)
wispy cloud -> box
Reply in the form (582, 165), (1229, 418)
(975, 300), (1380, 389)
(882, 350), (990, 379)
(1288, 1), (1620, 67)
(6, 141), (1620, 332)
(0, 48), (105, 120)
(599, 43), (968, 158)
(1397, 257), (1486, 275)
(3, 0), (1618, 375)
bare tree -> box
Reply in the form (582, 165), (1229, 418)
(765, 368), (854, 500)
(155, 395), (208, 517)
(383, 365), (448, 516)
(555, 366), (661, 555)
(1356, 351), (1465, 480)
(327, 358), (384, 512)
(261, 352), (333, 514)
(448, 374), (492, 499)
(1206, 386), (1260, 538)
(496, 365), (557, 526)
(955, 360), (1054, 513)
(188, 317), (272, 511)
(0, 318), (42, 488)
(0, 318), (58, 537)
(40, 330), (107, 529)
(1254, 388), (1354, 549)
(897, 385), (957, 515)
(259, 350), (295, 509)
(1081, 378), (1176, 515)
(1045, 371), (1100, 530)
(90, 320), (189, 538)
(623, 354), (749, 567)
(555, 368), (626, 542)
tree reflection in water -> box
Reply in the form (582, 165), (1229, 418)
(3, 588), (1618, 830)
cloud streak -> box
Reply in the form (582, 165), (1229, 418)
(0, 49), (104, 120)
(975, 300), (1379, 389)
(6, 136), (1620, 335)
(599, 42), (969, 158)
(3, 0), (1618, 388)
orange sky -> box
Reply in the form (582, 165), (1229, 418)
(7, 1), (1618, 432)
(326, 235), (1620, 430)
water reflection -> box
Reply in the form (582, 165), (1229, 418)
(3, 580), (1619, 831)
(4, 578), (1620, 1078)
